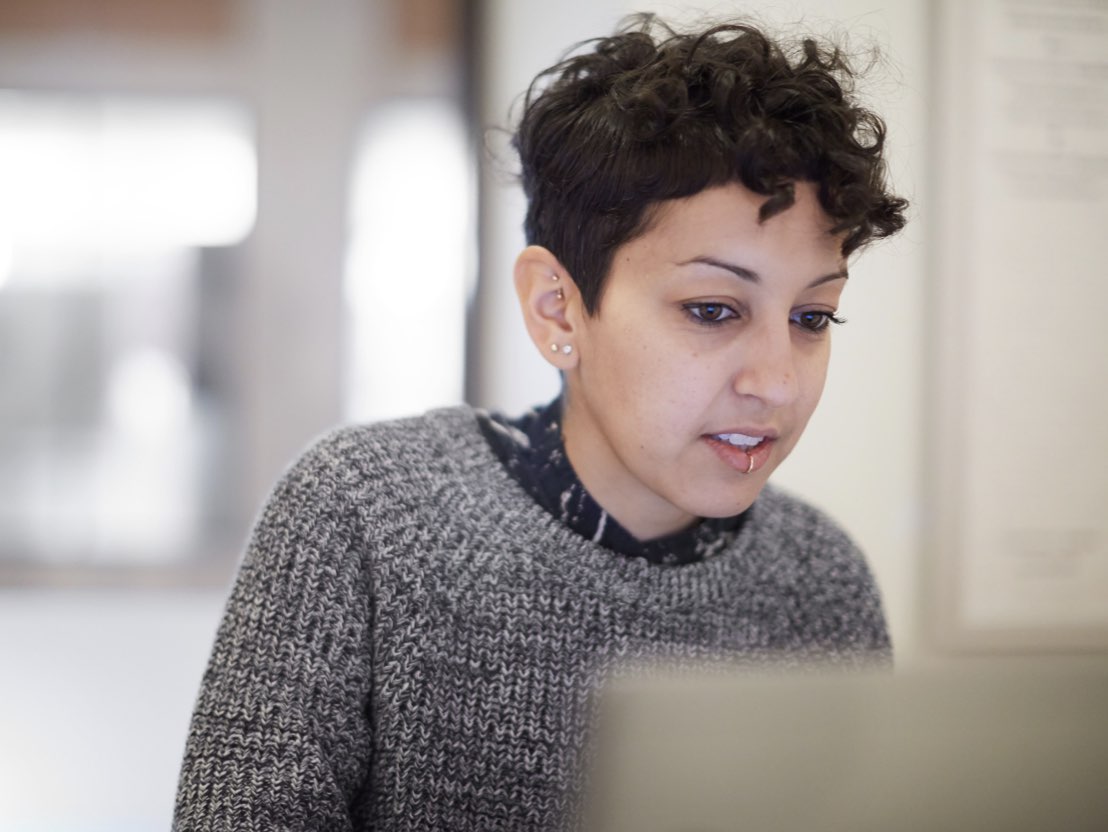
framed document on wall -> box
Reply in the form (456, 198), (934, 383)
(930, 0), (1108, 650)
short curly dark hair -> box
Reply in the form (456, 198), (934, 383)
(512, 14), (908, 314)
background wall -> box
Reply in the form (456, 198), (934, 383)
(0, 1), (1101, 830)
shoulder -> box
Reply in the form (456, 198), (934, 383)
(254, 406), (487, 531)
(303, 405), (482, 464)
(239, 405), (494, 572)
(287, 405), (485, 488)
(747, 484), (891, 653)
(748, 484), (865, 568)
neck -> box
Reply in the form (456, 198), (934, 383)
(560, 396), (697, 541)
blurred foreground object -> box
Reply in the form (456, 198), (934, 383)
(583, 659), (1108, 831)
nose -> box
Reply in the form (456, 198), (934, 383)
(730, 319), (799, 407)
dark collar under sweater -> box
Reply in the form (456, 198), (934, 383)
(476, 397), (747, 566)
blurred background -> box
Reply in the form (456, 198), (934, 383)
(0, 0), (1104, 829)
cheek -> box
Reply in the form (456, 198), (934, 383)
(599, 346), (707, 430)
(797, 346), (832, 413)
(591, 320), (668, 387)
(633, 355), (724, 444)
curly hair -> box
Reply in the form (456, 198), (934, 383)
(512, 14), (908, 314)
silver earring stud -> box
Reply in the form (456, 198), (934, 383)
(562, 344), (573, 355)
(550, 343), (559, 353)
(556, 288), (565, 301)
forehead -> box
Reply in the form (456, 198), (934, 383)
(623, 181), (845, 273)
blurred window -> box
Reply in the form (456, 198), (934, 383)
(0, 91), (255, 573)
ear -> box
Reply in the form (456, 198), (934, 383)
(513, 245), (580, 369)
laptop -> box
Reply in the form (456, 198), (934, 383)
(579, 658), (1108, 832)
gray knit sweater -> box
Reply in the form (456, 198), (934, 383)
(174, 406), (890, 831)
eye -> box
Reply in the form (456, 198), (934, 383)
(791, 309), (846, 333)
(683, 302), (739, 326)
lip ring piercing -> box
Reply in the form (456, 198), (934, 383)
(744, 454), (755, 475)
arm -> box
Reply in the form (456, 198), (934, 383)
(174, 432), (375, 831)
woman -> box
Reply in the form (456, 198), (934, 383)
(174, 15), (907, 831)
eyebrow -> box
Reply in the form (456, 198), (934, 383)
(679, 256), (849, 288)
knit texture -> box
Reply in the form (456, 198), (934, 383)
(174, 406), (890, 831)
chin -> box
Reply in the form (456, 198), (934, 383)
(692, 484), (764, 520)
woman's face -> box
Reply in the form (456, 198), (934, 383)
(561, 181), (847, 540)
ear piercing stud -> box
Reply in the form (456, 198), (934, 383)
(549, 277), (571, 355)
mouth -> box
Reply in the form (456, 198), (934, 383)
(710, 432), (766, 451)
(704, 431), (777, 474)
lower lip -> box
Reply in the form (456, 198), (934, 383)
(704, 435), (775, 475)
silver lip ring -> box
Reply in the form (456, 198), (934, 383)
(745, 454), (755, 475)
